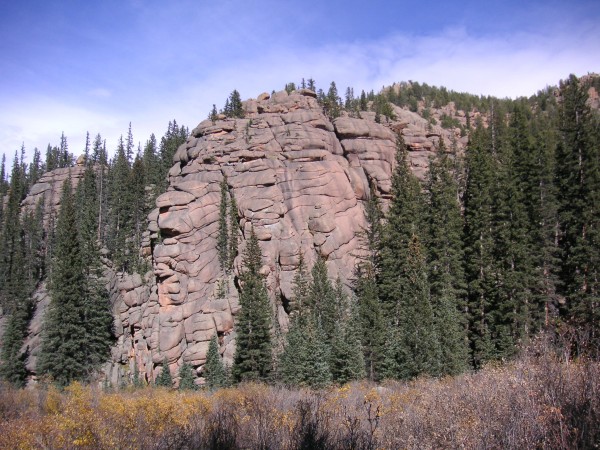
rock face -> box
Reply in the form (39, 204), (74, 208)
(116, 89), (463, 385)
(21, 163), (87, 223)
(17, 89), (464, 386)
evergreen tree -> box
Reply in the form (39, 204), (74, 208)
(218, 177), (230, 272)
(379, 135), (425, 322)
(463, 121), (497, 367)
(142, 133), (162, 192)
(0, 224), (31, 387)
(209, 104), (218, 123)
(232, 227), (273, 382)
(290, 252), (310, 315)
(280, 313), (332, 388)
(223, 90), (244, 118)
(204, 334), (228, 389)
(159, 120), (189, 187)
(303, 318), (332, 388)
(360, 90), (368, 111)
(22, 199), (45, 285)
(426, 141), (470, 375)
(325, 82), (341, 119)
(0, 153), (7, 195)
(379, 134), (440, 378)
(125, 123), (134, 162)
(38, 176), (112, 385)
(529, 110), (561, 327)
(489, 103), (537, 357)
(330, 300), (365, 384)
(155, 358), (173, 387)
(356, 188), (386, 380)
(128, 153), (147, 272)
(29, 147), (43, 186)
(279, 314), (310, 386)
(398, 233), (441, 378)
(0, 152), (27, 313)
(355, 261), (385, 381)
(308, 257), (337, 341)
(178, 363), (197, 390)
(228, 192), (239, 270)
(107, 136), (132, 272)
(37, 177), (89, 385)
(556, 75), (600, 333)
(59, 132), (70, 167)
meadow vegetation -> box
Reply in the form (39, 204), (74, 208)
(1, 335), (598, 450)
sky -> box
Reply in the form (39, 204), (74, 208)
(1, 0), (599, 163)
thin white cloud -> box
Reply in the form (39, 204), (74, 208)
(89, 88), (112, 98)
(3, 23), (599, 164)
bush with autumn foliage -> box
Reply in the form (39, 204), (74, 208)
(1, 336), (598, 449)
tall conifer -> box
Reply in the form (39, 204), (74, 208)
(232, 227), (273, 382)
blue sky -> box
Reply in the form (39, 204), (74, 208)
(1, 0), (599, 163)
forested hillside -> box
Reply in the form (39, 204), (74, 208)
(0, 74), (598, 389)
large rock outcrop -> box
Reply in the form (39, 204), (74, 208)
(115, 89), (464, 385)
(16, 89), (466, 386)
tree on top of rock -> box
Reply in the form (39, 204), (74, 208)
(223, 90), (244, 118)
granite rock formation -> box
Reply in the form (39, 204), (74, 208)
(16, 89), (466, 386)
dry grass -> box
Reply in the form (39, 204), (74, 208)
(1, 340), (598, 449)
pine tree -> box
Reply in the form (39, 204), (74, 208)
(232, 227), (273, 382)
(308, 257), (337, 341)
(399, 234), (441, 378)
(128, 154), (147, 272)
(0, 227), (31, 387)
(379, 134), (440, 378)
(304, 317), (333, 388)
(426, 141), (470, 375)
(356, 188), (386, 380)
(489, 102), (537, 357)
(37, 177), (88, 385)
(209, 104), (218, 123)
(224, 90), (244, 118)
(142, 134), (162, 193)
(355, 262), (385, 381)
(463, 121), (497, 367)
(37, 176), (112, 385)
(218, 177), (229, 272)
(325, 82), (341, 119)
(279, 314), (310, 386)
(155, 358), (173, 387)
(228, 192), (238, 270)
(0, 152), (28, 313)
(379, 135), (425, 322)
(529, 110), (561, 327)
(204, 334), (228, 389)
(159, 120), (189, 188)
(290, 252), (310, 315)
(330, 301), (365, 384)
(178, 363), (197, 390)
(22, 199), (45, 285)
(556, 75), (600, 333)
(125, 123), (134, 163)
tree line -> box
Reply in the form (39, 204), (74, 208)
(222, 74), (600, 387)
(0, 121), (188, 386)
